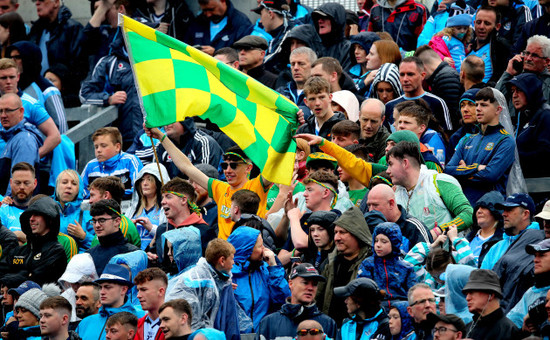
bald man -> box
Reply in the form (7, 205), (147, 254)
(359, 99), (390, 162)
(0, 93), (44, 195)
(296, 320), (326, 340)
(366, 184), (432, 251)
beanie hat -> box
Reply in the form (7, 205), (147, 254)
(14, 288), (48, 320)
(460, 88), (480, 105)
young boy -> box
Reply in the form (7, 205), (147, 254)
(81, 127), (143, 199)
(230, 189), (261, 222)
(357, 222), (417, 306)
(394, 100), (447, 164)
(331, 120), (360, 148)
(105, 312), (138, 340)
(338, 144), (368, 207)
(297, 77), (345, 152)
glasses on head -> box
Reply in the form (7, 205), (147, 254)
(91, 217), (116, 225)
(522, 50), (546, 59)
(296, 329), (323, 336)
(0, 107), (20, 115)
(410, 298), (436, 306)
(432, 326), (458, 335)
(220, 162), (246, 170)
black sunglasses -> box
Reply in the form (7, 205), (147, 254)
(220, 162), (246, 170)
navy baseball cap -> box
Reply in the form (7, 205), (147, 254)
(7, 280), (40, 298)
(495, 193), (535, 215)
(289, 263), (326, 282)
(526, 239), (550, 255)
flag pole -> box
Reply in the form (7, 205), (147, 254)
(150, 136), (165, 187)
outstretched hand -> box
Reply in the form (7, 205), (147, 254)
(294, 133), (323, 146)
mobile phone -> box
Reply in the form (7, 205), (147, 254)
(512, 59), (524, 73)
(290, 257), (301, 263)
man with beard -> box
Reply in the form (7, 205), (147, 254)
(0, 162), (38, 243)
(480, 193), (545, 312)
(75, 282), (101, 320)
(467, 6), (511, 85)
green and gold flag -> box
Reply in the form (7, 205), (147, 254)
(120, 15), (299, 185)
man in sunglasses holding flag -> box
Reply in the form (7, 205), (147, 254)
(146, 127), (273, 240)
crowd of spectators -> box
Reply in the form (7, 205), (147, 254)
(0, 0), (550, 339)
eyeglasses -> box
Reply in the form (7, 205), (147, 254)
(410, 298), (436, 306)
(432, 326), (458, 335)
(0, 107), (20, 114)
(296, 329), (323, 336)
(10, 55), (22, 60)
(91, 217), (116, 225)
(522, 50), (546, 59)
(220, 162), (246, 170)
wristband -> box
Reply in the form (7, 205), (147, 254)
(160, 134), (167, 142)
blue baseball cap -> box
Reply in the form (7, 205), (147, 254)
(495, 193), (536, 215)
(459, 88), (480, 105)
(95, 264), (133, 287)
(7, 280), (40, 297)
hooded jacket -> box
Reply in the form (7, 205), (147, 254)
(162, 227), (202, 279)
(166, 257), (246, 337)
(369, 62), (403, 102)
(108, 250), (148, 306)
(76, 297), (145, 340)
(311, 3), (352, 70)
(227, 227), (290, 331)
(0, 225), (18, 261)
(157, 118), (223, 179)
(79, 31), (143, 144)
(425, 62), (462, 126)
(125, 163), (170, 250)
(390, 301), (414, 340)
(279, 24), (324, 66)
(506, 74), (550, 178)
(0, 196), (67, 285)
(184, 0), (252, 50)
(53, 173), (93, 252)
(255, 301), (338, 340)
(7, 41), (68, 134)
(27, 6), (86, 83)
(153, 212), (214, 263)
(445, 123), (516, 205)
(466, 190), (505, 266)
(348, 32), (380, 94)
(0, 119), (44, 196)
(444, 264), (475, 323)
(317, 206), (372, 319)
(357, 223), (417, 303)
(417, 1), (474, 47)
(296, 111), (346, 152)
(87, 228), (140, 275)
(368, 0), (427, 51)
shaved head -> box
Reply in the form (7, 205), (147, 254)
(367, 184), (399, 221)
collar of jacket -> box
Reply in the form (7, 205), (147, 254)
(98, 229), (126, 247)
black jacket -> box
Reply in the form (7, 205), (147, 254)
(87, 229), (139, 275)
(426, 62), (462, 129)
(311, 3), (352, 70)
(465, 308), (521, 340)
(135, 0), (194, 41)
(297, 112), (346, 152)
(517, 103), (550, 178)
(513, 12), (550, 53)
(0, 197), (67, 285)
(0, 225), (18, 261)
(246, 64), (278, 90)
(471, 35), (511, 86)
(359, 124), (390, 162)
(28, 6), (86, 83)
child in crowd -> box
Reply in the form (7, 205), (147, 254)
(81, 127), (143, 199)
(429, 14), (473, 73)
(357, 222), (417, 304)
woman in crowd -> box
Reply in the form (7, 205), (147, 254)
(53, 169), (92, 252)
(369, 62), (403, 104)
(0, 12), (26, 58)
(126, 163), (170, 250)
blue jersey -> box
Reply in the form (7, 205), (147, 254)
(468, 43), (492, 83)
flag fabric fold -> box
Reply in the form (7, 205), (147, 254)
(120, 15), (298, 185)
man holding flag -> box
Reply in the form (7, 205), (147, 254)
(119, 14), (303, 240)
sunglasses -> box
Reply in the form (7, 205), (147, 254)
(220, 162), (246, 170)
(297, 329), (323, 336)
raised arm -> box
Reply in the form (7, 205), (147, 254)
(145, 127), (209, 190)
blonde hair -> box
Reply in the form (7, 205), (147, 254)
(436, 26), (473, 44)
(55, 170), (80, 203)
